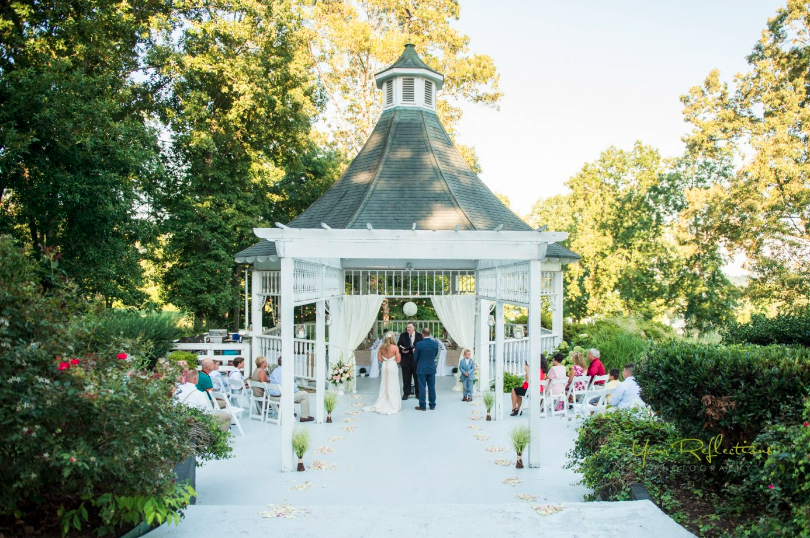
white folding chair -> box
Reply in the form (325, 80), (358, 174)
(211, 391), (245, 436)
(583, 387), (617, 416)
(521, 379), (549, 418)
(547, 378), (568, 417)
(566, 375), (591, 414)
(227, 377), (248, 407)
(589, 375), (609, 389)
(248, 381), (268, 422)
(264, 383), (282, 425)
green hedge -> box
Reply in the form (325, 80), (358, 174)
(636, 342), (810, 446)
(490, 372), (523, 393)
(721, 307), (810, 347)
(565, 409), (696, 504)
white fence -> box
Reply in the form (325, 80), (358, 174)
(171, 342), (251, 372)
(254, 334), (323, 382)
(375, 320), (446, 339)
(345, 269), (475, 297)
(484, 334), (560, 389)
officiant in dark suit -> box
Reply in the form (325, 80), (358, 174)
(397, 322), (422, 400)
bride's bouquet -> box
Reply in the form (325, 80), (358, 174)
(330, 359), (354, 387)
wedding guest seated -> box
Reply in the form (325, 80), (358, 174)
(229, 356), (247, 387)
(610, 363), (645, 409)
(459, 349), (476, 402)
(176, 370), (230, 431)
(588, 368), (621, 406)
(546, 353), (567, 411)
(196, 358), (226, 409)
(586, 348), (606, 385)
(251, 356), (270, 397)
(567, 351), (589, 407)
(268, 357), (314, 422)
(510, 354), (548, 416)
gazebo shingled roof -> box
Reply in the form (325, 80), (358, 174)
(235, 44), (579, 264)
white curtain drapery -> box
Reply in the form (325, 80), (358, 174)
(430, 295), (476, 350)
(431, 295), (477, 391)
(330, 295), (384, 367)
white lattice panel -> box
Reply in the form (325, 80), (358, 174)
(324, 266), (343, 298)
(294, 260), (321, 303)
(260, 271), (280, 295)
(344, 269), (476, 297)
(477, 268), (497, 299)
(499, 262), (529, 304)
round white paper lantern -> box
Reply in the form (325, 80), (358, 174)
(403, 301), (418, 317)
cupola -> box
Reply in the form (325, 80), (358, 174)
(375, 44), (444, 111)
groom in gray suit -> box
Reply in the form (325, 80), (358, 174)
(413, 328), (439, 411)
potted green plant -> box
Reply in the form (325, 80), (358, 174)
(324, 391), (338, 423)
(292, 428), (310, 471)
(510, 425), (531, 469)
(483, 391), (495, 421)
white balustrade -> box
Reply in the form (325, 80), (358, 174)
(345, 269), (475, 297)
(375, 320), (446, 339)
(486, 334), (560, 389)
(254, 334), (323, 382)
(477, 268), (497, 299)
(260, 271), (280, 295)
(293, 260), (322, 303)
(499, 262), (530, 304)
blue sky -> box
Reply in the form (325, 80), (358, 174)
(451, 0), (785, 216)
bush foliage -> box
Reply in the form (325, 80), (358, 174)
(491, 371), (523, 393)
(636, 342), (810, 446)
(0, 237), (230, 536)
(721, 307), (810, 347)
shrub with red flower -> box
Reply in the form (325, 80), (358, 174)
(58, 362), (70, 371)
(116, 352), (127, 360)
(70, 358), (79, 366)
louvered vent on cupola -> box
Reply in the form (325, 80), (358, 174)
(385, 80), (393, 106)
(424, 80), (434, 107)
(402, 78), (415, 103)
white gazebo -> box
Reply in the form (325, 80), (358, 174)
(235, 44), (579, 471)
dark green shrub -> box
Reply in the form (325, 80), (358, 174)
(721, 307), (810, 347)
(87, 310), (185, 366)
(636, 342), (810, 446)
(566, 408), (695, 502)
(0, 237), (231, 536)
(167, 350), (199, 367)
(491, 372), (523, 393)
(730, 398), (810, 537)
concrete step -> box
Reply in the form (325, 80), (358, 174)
(151, 501), (693, 538)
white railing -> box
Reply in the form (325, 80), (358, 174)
(325, 266), (344, 298)
(171, 342), (251, 372)
(485, 334), (560, 389)
(499, 262), (530, 304)
(375, 320), (447, 340)
(477, 268), (497, 299)
(254, 334), (324, 382)
(345, 269), (475, 297)
(260, 271), (280, 295)
(294, 260), (322, 304)
(541, 272), (554, 296)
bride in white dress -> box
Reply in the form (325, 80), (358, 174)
(365, 333), (403, 415)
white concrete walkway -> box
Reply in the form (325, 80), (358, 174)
(153, 377), (692, 537)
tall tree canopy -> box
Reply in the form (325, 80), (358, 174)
(150, 0), (338, 327)
(681, 0), (810, 309)
(529, 144), (737, 329)
(303, 0), (502, 170)
(0, 0), (168, 306)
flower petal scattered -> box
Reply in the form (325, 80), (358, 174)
(515, 493), (537, 502)
(531, 504), (563, 516)
(259, 503), (311, 519)
(310, 460), (337, 471)
(502, 477), (524, 486)
(314, 446), (334, 455)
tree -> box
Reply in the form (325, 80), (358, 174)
(681, 0), (810, 309)
(302, 0), (502, 170)
(0, 0), (168, 306)
(150, 0), (333, 328)
(529, 144), (682, 321)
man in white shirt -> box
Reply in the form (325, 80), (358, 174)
(176, 370), (232, 431)
(267, 357), (313, 422)
(610, 363), (645, 409)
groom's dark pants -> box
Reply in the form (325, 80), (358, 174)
(417, 374), (436, 409)
(401, 355), (419, 398)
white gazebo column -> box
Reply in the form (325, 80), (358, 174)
(327, 297), (342, 367)
(279, 258), (295, 472)
(552, 271), (564, 345)
(315, 298), (326, 423)
(475, 297), (491, 394)
(494, 300), (505, 421)
(528, 260), (542, 467)
(250, 270), (263, 360)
